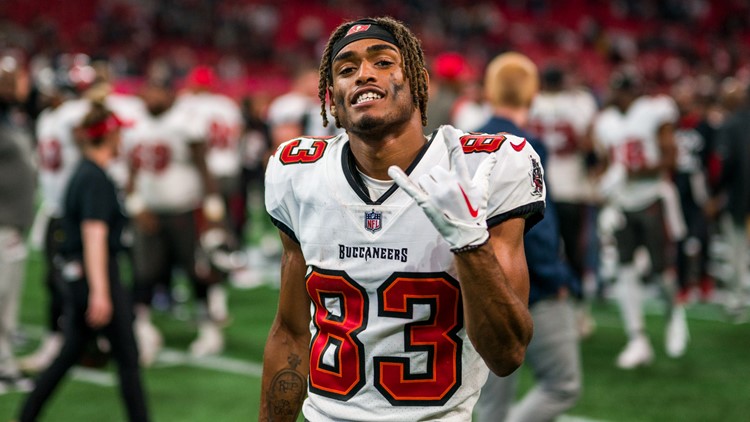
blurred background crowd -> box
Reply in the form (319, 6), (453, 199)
(2, 0), (749, 107)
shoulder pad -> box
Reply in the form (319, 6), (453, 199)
(274, 135), (337, 165)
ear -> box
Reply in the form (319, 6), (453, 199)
(422, 67), (430, 91)
(327, 86), (337, 116)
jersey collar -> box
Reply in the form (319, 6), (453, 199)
(341, 129), (437, 205)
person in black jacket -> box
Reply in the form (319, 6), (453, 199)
(712, 83), (750, 321)
(474, 52), (582, 422)
(18, 97), (150, 422)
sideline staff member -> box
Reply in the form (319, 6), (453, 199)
(19, 98), (150, 422)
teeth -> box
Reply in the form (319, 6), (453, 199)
(356, 92), (382, 104)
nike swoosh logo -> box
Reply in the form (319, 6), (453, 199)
(459, 185), (479, 218)
(510, 139), (526, 151)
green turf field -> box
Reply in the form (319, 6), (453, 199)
(2, 244), (749, 421)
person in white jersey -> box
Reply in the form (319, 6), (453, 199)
(592, 68), (688, 369)
(123, 75), (225, 365)
(260, 17), (544, 421)
(527, 65), (600, 338)
(175, 66), (245, 322)
(266, 63), (341, 151)
(23, 84), (80, 374)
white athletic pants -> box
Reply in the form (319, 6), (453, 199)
(0, 226), (27, 378)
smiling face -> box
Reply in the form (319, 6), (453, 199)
(329, 38), (417, 139)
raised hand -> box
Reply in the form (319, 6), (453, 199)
(388, 134), (497, 252)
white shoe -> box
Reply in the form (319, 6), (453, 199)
(0, 374), (34, 394)
(576, 306), (597, 339)
(189, 321), (224, 358)
(19, 332), (63, 373)
(230, 267), (263, 289)
(207, 284), (230, 325)
(12, 376), (34, 392)
(666, 306), (689, 357)
(616, 335), (653, 369)
(134, 319), (163, 367)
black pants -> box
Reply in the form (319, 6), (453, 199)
(674, 173), (710, 288)
(556, 201), (587, 279)
(43, 217), (64, 332)
(19, 260), (150, 422)
(132, 211), (208, 307)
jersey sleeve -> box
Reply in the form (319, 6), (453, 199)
(650, 95), (679, 127)
(574, 90), (599, 134)
(267, 95), (307, 127)
(264, 143), (299, 242)
(183, 104), (210, 144)
(485, 134), (546, 231)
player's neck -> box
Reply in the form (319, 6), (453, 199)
(348, 120), (427, 181)
(84, 146), (114, 168)
(492, 106), (529, 128)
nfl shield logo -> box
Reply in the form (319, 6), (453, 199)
(364, 209), (382, 233)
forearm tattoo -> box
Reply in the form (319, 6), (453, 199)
(267, 353), (306, 421)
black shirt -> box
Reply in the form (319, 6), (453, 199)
(60, 158), (127, 257)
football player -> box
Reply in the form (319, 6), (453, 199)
(175, 65), (245, 322)
(527, 65), (600, 338)
(266, 64), (341, 151)
(474, 52), (582, 422)
(671, 79), (715, 302)
(23, 78), (78, 374)
(259, 17), (543, 421)
(123, 72), (226, 364)
(592, 68), (688, 368)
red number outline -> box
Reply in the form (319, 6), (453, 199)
(38, 138), (63, 171)
(374, 272), (463, 406)
(208, 120), (239, 150)
(460, 134), (506, 154)
(307, 268), (368, 400)
(279, 139), (329, 164)
(129, 142), (172, 174)
(306, 269), (463, 406)
(527, 120), (577, 155)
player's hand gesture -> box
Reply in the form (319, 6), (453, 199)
(388, 134), (496, 252)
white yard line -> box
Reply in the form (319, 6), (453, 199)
(19, 324), (263, 390)
(152, 348), (264, 377)
(559, 416), (610, 422)
(70, 367), (116, 386)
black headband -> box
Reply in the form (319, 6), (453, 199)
(330, 19), (399, 65)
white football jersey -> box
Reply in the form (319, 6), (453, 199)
(36, 102), (85, 217)
(36, 93), (149, 217)
(267, 91), (340, 138)
(528, 88), (598, 202)
(123, 105), (203, 213)
(103, 93), (150, 188)
(265, 125), (545, 422)
(593, 95), (678, 211)
(176, 92), (244, 178)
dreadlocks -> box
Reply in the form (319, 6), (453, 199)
(318, 16), (429, 128)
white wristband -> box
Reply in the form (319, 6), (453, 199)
(124, 194), (146, 216)
(203, 194), (226, 222)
